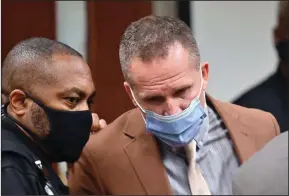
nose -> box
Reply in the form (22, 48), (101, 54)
(163, 98), (182, 116)
(78, 102), (90, 111)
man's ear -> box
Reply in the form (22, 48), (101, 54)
(9, 89), (29, 116)
(123, 81), (137, 107)
(201, 62), (209, 91)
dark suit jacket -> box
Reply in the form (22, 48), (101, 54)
(69, 96), (280, 195)
(234, 68), (289, 133)
(232, 131), (288, 195)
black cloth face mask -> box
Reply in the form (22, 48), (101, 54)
(7, 92), (93, 163)
(276, 39), (289, 62)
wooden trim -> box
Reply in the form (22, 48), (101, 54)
(87, 1), (152, 123)
(177, 1), (191, 29)
(1, 0), (56, 61)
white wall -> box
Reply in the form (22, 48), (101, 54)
(191, 1), (278, 102)
(152, 1), (178, 17)
(55, 1), (177, 61)
(55, 1), (87, 60)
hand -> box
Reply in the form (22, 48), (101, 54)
(91, 113), (107, 134)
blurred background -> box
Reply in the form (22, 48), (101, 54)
(1, 0), (280, 182)
(2, 0), (279, 123)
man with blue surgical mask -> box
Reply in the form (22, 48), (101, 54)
(69, 16), (280, 195)
(129, 65), (206, 148)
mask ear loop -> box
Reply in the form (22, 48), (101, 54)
(2, 89), (46, 110)
(128, 86), (147, 124)
(23, 91), (45, 108)
(128, 86), (146, 113)
(198, 65), (207, 109)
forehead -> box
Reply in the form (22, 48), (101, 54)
(130, 44), (198, 89)
(46, 55), (95, 93)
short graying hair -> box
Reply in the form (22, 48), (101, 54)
(119, 15), (200, 84)
(2, 37), (83, 104)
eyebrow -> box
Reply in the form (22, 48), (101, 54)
(172, 84), (192, 94)
(141, 83), (193, 100)
(60, 87), (96, 99)
(143, 94), (164, 101)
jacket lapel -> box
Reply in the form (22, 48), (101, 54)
(123, 109), (172, 195)
(208, 95), (257, 164)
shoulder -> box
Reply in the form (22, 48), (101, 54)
(232, 102), (279, 136)
(2, 125), (36, 175)
(233, 73), (280, 108)
(2, 151), (38, 177)
(233, 132), (288, 195)
(223, 100), (279, 133)
(214, 97), (279, 132)
(229, 101), (277, 123)
(1, 120), (40, 178)
(211, 98), (280, 149)
(233, 102), (280, 141)
(2, 152), (43, 195)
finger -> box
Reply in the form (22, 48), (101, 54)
(99, 119), (107, 129)
(91, 113), (100, 133)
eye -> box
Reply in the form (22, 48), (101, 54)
(65, 97), (80, 106)
(145, 96), (165, 104)
(174, 87), (190, 97)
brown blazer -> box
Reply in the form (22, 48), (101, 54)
(68, 96), (280, 195)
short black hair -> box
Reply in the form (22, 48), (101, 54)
(2, 37), (83, 103)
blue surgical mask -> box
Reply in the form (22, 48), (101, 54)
(130, 70), (207, 147)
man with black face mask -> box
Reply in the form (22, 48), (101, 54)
(234, 1), (289, 133)
(1, 37), (106, 195)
